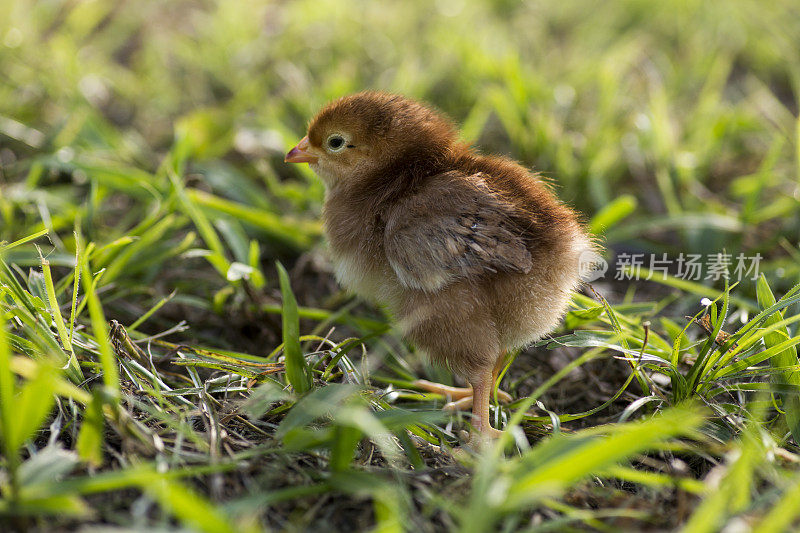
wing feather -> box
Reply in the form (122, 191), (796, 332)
(384, 172), (532, 292)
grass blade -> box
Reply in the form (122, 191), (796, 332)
(756, 274), (800, 443)
(751, 472), (800, 533)
(276, 261), (311, 394)
(81, 260), (119, 396)
(504, 404), (704, 507)
(588, 193), (637, 234)
(76, 390), (105, 466)
(0, 312), (18, 491)
(39, 251), (83, 382)
(145, 477), (237, 533)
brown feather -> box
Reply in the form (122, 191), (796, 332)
(384, 171), (533, 292)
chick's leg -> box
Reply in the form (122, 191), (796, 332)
(470, 369), (504, 439)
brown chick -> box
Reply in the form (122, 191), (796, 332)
(285, 91), (594, 443)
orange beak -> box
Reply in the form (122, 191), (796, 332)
(284, 136), (318, 164)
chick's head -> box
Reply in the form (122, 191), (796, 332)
(285, 91), (458, 187)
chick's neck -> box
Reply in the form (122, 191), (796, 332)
(348, 140), (466, 208)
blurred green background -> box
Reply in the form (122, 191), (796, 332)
(2, 0), (800, 530)
(3, 0), (799, 254)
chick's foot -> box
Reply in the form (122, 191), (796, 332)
(467, 426), (505, 448)
(412, 379), (513, 407)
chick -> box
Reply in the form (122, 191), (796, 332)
(285, 92), (594, 442)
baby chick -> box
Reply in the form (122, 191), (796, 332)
(286, 92), (594, 443)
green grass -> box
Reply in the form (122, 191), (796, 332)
(2, 0), (800, 530)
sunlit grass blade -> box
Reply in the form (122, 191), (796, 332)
(588, 288), (649, 394)
(330, 425), (363, 472)
(101, 214), (179, 283)
(0, 229), (50, 251)
(168, 172), (231, 278)
(588, 193), (637, 234)
(756, 274), (800, 443)
(80, 257), (119, 396)
(600, 464), (705, 494)
(128, 290), (176, 331)
(504, 404), (704, 507)
(145, 477), (238, 533)
(76, 390), (105, 466)
(187, 188), (320, 250)
(4, 362), (58, 461)
(751, 472), (800, 533)
(682, 421), (766, 533)
(625, 266), (756, 311)
(0, 495), (89, 518)
(276, 261), (311, 394)
(463, 405), (704, 533)
(0, 314), (17, 489)
(9, 356), (91, 405)
(39, 250), (83, 382)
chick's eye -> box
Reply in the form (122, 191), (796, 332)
(326, 135), (346, 152)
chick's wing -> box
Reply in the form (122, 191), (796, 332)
(384, 172), (532, 292)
